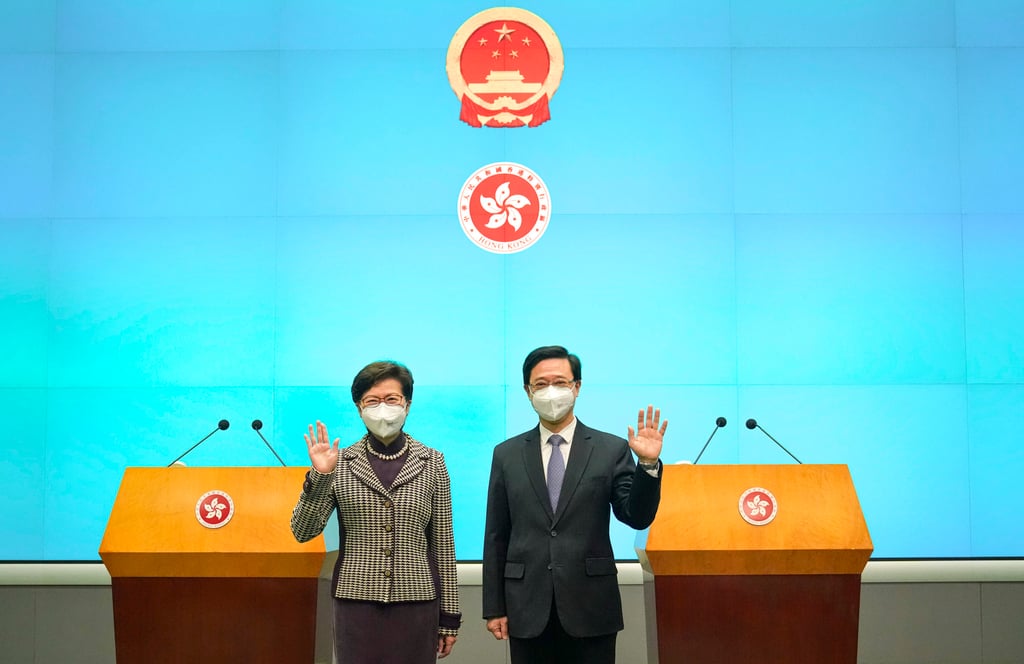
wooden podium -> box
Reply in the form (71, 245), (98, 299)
(637, 464), (873, 664)
(99, 467), (326, 664)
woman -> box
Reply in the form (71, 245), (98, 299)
(291, 361), (460, 662)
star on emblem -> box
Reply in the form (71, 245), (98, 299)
(494, 23), (515, 42)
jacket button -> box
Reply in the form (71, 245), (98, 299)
(383, 570), (392, 578)
(550, 530), (557, 537)
(383, 500), (393, 508)
(383, 548), (392, 556)
(384, 524), (393, 532)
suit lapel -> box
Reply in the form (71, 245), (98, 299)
(345, 436), (389, 496)
(520, 428), (552, 519)
(553, 422), (594, 522)
(391, 438), (427, 490)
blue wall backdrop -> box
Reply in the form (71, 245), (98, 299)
(1, 0), (1023, 561)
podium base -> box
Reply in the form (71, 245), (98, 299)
(646, 573), (861, 664)
(112, 577), (318, 664)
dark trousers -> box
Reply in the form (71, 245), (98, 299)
(509, 602), (617, 664)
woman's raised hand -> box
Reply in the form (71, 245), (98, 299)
(305, 420), (340, 474)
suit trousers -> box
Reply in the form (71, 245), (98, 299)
(509, 601), (617, 664)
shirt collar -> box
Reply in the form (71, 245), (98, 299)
(539, 417), (577, 446)
(367, 431), (406, 454)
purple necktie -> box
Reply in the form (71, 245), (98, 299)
(547, 434), (566, 511)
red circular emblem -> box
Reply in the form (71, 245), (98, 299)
(446, 7), (564, 127)
(738, 487), (777, 526)
(195, 490), (234, 529)
(458, 162), (551, 253)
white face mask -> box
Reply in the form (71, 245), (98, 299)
(360, 403), (407, 440)
(530, 385), (576, 422)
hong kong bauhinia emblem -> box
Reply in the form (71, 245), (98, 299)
(446, 7), (564, 127)
(739, 487), (778, 526)
(195, 490), (234, 529)
(458, 162), (550, 253)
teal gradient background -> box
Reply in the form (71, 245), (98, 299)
(1, 0), (1022, 561)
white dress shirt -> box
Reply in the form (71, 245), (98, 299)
(539, 418), (577, 482)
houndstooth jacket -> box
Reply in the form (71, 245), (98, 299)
(290, 433), (460, 635)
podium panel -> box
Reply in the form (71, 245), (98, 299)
(100, 466), (325, 663)
(111, 577), (318, 663)
(638, 464), (872, 664)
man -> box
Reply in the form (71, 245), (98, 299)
(483, 345), (667, 663)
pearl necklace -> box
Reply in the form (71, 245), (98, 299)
(366, 440), (407, 461)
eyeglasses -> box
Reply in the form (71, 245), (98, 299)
(360, 394), (406, 408)
(528, 379), (576, 393)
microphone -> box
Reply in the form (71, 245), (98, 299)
(693, 417), (727, 464)
(252, 419), (287, 467)
(168, 420), (229, 467)
(745, 418), (802, 464)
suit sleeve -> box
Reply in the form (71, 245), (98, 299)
(290, 467), (338, 543)
(428, 451), (461, 635)
(482, 446), (510, 619)
(610, 441), (661, 530)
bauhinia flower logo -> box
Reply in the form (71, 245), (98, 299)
(746, 495), (770, 517)
(195, 490), (234, 529)
(458, 162), (551, 254)
(738, 487), (777, 526)
(204, 498), (226, 520)
(480, 181), (531, 231)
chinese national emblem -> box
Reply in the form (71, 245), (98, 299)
(738, 487), (778, 526)
(446, 7), (564, 127)
(458, 162), (551, 253)
(195, 490), (234, 529)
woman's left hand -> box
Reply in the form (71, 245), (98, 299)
(437, 634), (457, 658)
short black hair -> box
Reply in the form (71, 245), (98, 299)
(522, 345), (582, 386)
(351, 361), (414, 403)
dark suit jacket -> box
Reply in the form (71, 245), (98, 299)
(482, 420), (661, 638)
